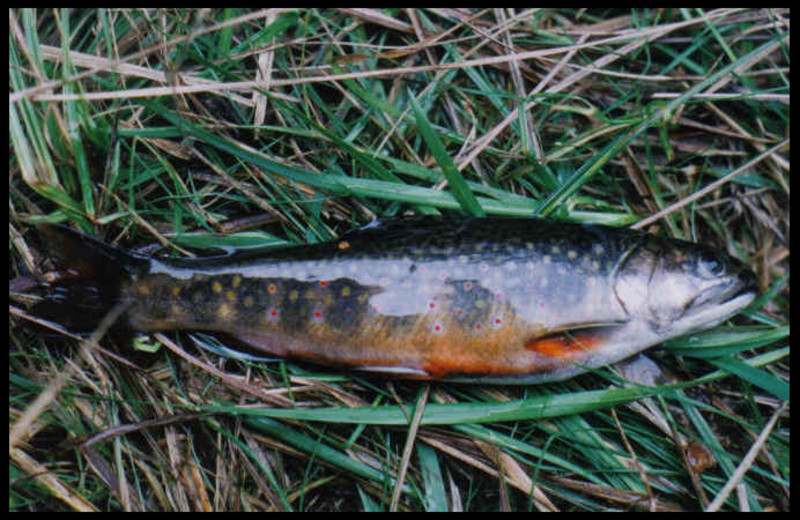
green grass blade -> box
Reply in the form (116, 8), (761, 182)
(408, 92), (485, 217)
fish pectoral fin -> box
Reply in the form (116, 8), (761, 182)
(524, 323), (626, 359)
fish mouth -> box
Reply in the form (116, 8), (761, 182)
(681, 269), (757, 333)
(713, 265), (758, 307)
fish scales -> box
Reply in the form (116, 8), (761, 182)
(36, 217), (757, 384)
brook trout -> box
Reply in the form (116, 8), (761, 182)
(35, 217), (757, 384)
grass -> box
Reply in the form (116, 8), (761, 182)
(9, 8), (789, 512)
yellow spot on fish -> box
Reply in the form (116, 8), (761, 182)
(551, 245), (560, 254)
(225, 290), (237, 302)
(212, 281), (223, 294)
(171, 303), (185, 317)
(289, 290), (299, 302)
(543, 255), (551, 264)
(341, 286), (351, 297)
(304, 289), (316, 299)
(594, 244), (605, 256)
(243, 296), (254, 307)
(525, 242), (534, 250)
(193, 291), (204, 303)
(325, 295), (333, 305)
(338, 240), (350, 250)
(232, 275), (242, 288)
(171, 286), (181, 297)
(136, 284), (151, 295)
(591, 260), (601, 271)
(268, 284), (277, 294)
(567, 250), (577, 259)
(218, 303), (232, 319)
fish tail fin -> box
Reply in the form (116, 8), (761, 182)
(33, 224), (149, 330)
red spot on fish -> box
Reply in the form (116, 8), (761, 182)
(474, 323), (483, 331)
(312, 308), (324, 322)
(267, 307), (280, 322)
(268, 284), (277, 294)
(428, 301), (436, 309)
(464, 281), (472, 291)
(319, 280), (328, 287)
(432, 322), (444, 334)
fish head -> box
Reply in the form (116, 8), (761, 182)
(615, 236), (757, 338)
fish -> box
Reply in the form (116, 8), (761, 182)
(33, 216), (757, 384)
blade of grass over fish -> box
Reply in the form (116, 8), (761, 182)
(172, 230), (294, 250)
(536, 33), (789, 218)
(408, 92), (485, 217)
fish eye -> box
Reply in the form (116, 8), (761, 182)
(696, 252), (724, 278)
